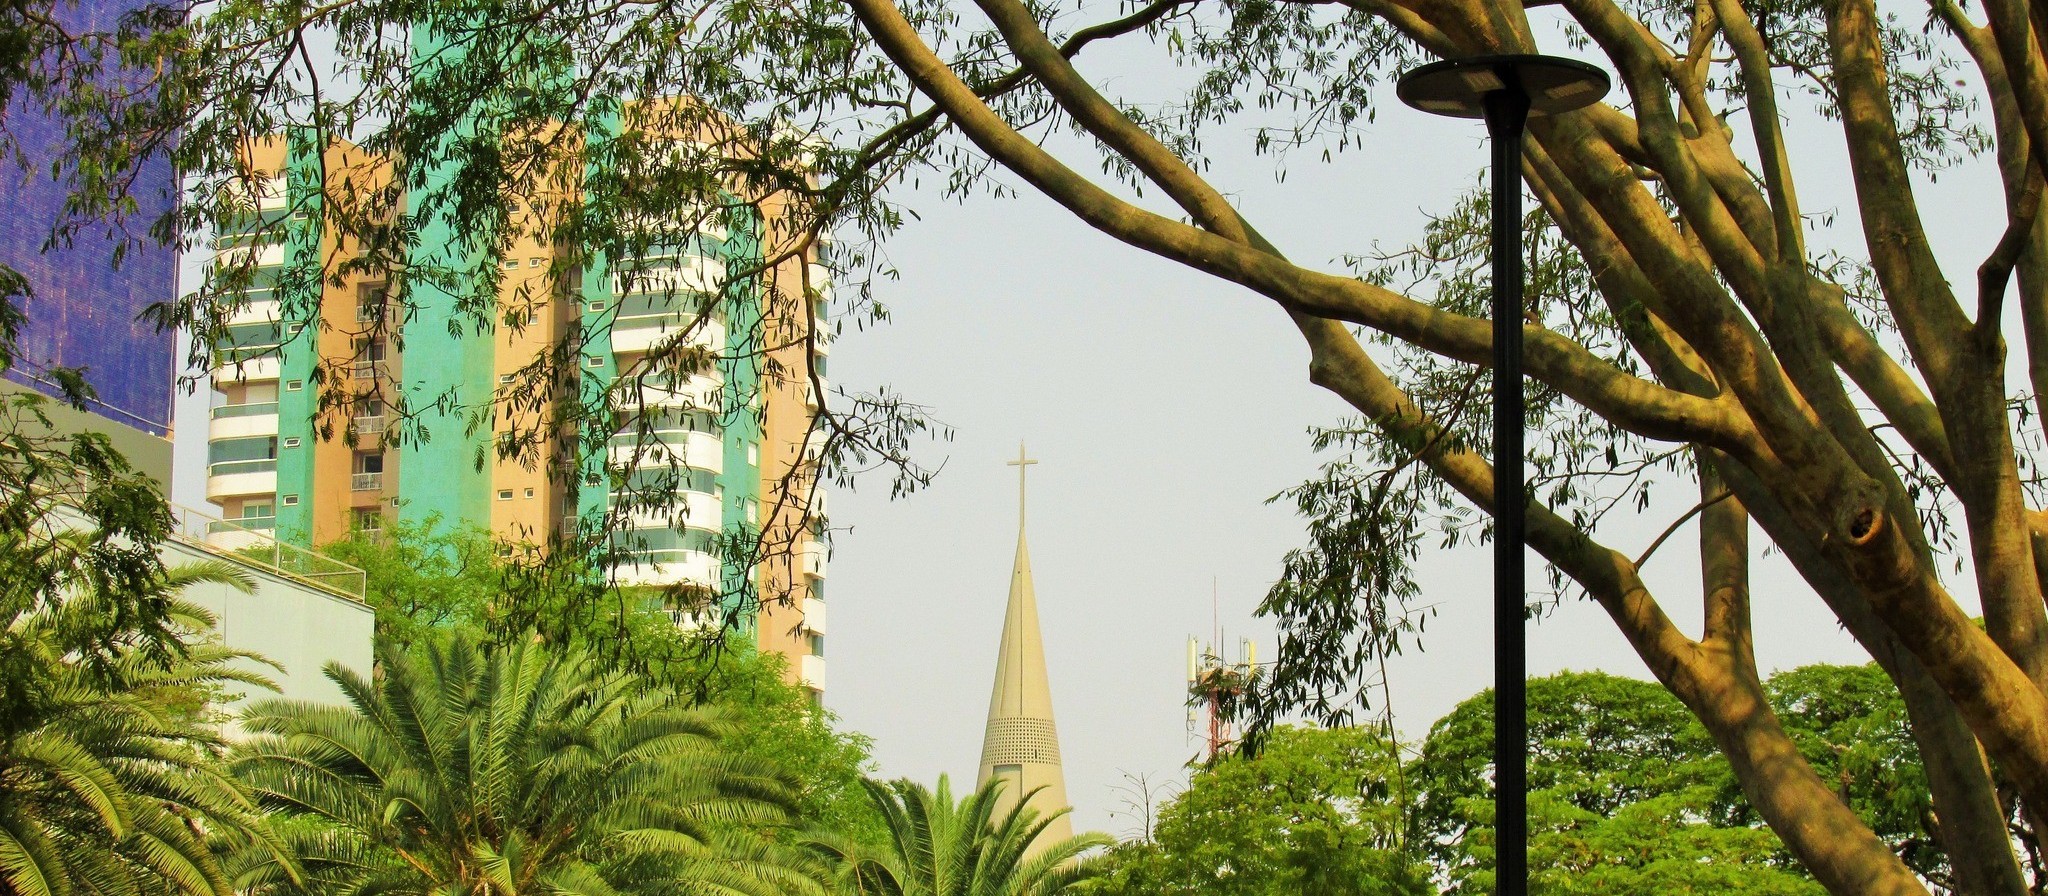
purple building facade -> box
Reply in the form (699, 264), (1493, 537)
(0, 0), (177, 436)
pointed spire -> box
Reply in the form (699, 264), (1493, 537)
(978, 444), (1074, 853)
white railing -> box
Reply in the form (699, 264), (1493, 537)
(168, 504), (366, 601)
(351, 472), (382, 491)
(351, 415), (384, 435)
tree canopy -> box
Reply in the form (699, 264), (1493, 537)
(11, 0), (2048, 890)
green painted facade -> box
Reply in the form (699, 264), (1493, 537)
(714, 211), (763, 617)
(273, 130), (323, 544)
(396, 24), (497, 535)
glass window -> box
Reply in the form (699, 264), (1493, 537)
(209, 436), (277, 464)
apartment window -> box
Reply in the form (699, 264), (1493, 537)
(524, 487), (535, 498)
(497, 489), (514, 501)
(352, 452), (383, 474)
(281, 494), (299, 506)
(586, 356), (604, 368)
(746, 443), (759, 467)
(280, 437), (300, 449)
(356, 283), (387, 322)
(745, 499), (758, 524)
(353, 509), (383, 531)
(587, 301), (606, 313)
(239, 502), (274, 520)
(285, 379), (304, 391)
(529, 257), (544, 268)
(355, 337), (387, 362)
(499, 373), (515, 385)
(808, 634), (825, 658)
(501, 259), (519, 270)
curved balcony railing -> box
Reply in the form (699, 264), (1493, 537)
(211, 401), (279, 419)
(208, 459), (277, 477)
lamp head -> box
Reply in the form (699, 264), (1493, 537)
(1396, 54), (1611, 120)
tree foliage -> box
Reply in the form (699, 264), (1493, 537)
(1085, 725), (1430, 896)
(229, 635), (820, 896)
(15, 0), (2048, 888)
(805, 775), (1110, 896)
(321, 519), (886, 843)
(0, 567), (287, 896)
(1099, 670), (1935, 895)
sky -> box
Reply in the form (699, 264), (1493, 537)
(168, 5), (2010, 838)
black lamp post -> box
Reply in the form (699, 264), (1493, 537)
(1394, 54), (1609, 895)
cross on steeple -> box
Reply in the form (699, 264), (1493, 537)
(1007, 442), (1037, 531)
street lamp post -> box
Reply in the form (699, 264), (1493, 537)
(1394, 54), (1609, 895)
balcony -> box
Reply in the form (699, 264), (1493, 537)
(351, 472), (383, 492)
(216, 242), (287, 270)
(801, 597), (826, 635)
(612, 374), (723, 411)
(211, 351), (282, 384)
(352, 360), (391, 381)
(607, 429), (723, 474)
(222, 298), (281, 328)
(611, 256), (727, 297)
(612, 549), (720, 589)
(209, 402), (279, 440)
(351, 415), (385, 437)
(800, 540), (828, 578)
(201, 515), (276, 552)
(205, 460), (277, 502)
(617, 489), (722, 532)
(799, 654), (825, 691)
(609, 314), (725, 356)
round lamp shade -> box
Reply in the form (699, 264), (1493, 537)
(1396, 54), (1611, 119)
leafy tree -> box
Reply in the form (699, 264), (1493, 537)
(0, 569), (289, 896)
(20, 0), (2048, 888)
(1413, 670), (1933, 894)
(313, 517), (503, 650)
(806, 775), (1108, 896)
(322, 520), (886, 843)
(229, 634), (817, 896)
(1086, 725), (1429, 896)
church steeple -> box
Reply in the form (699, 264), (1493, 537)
(977, 443), (1074, 852)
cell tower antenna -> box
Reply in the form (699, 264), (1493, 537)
(1187, 579), (1258, 763)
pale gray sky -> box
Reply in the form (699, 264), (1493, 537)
(169, 6), (2005, 838)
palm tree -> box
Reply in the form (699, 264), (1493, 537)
(0, 557), (288, 896)
(229, 635), (818, 896)
(807, 775), (1110, 896)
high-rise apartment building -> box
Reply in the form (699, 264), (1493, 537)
(205, 132), (831, 695)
